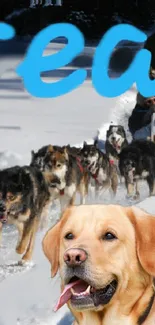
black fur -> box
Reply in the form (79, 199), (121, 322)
(30, 145), (62, 170)
(62, 145), (81, 158)
(80, 141), (118, 195)
(30, 144), (81, 171)
(119, 140), (155, 196)
(80, 141), (110, 174)
(0, 165), (50, 222)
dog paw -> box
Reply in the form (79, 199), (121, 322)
(18, 259), (34, 267)
(126, 194), (134, 199)
(18, 259), (26, 266)
(133, 192), (140, 200)
(16, 246), (25, 255)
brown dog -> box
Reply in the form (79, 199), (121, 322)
(42, 204), (155, 325)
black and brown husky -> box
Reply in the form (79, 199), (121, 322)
(105, 125), (128, 162)
(41, 146), (88, 211)
(0, 166), (51, 264)
(119, 140), (155, 199)
(80, 141), (118, 198)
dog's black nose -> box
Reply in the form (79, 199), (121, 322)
(64, 248), (87, 267)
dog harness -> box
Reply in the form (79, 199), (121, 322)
(92, 159), (115, 184)
(91, 169), (100, 184)
(76, 157), (84, 173)
(138, 292), (155, 324)
(109, 159), (114, 165)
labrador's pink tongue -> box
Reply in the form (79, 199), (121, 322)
(54, 280), (82, 312)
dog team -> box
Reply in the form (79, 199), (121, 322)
(0, 124), (154, 266)
(0, 123), (155, 324)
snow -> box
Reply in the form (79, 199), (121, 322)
(0, 40), (154, 325)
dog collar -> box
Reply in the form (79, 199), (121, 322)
(110, 159), (114, 165)
(92, 173), (98, 180)
(76, 157), (84, 173)
(138, 292), (155, 325)
(92, 170), (99, 183)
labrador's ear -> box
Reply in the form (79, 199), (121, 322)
(42, 207), (73, 277)
(126, 206), (155, 276)
(42, 221), (61, 278)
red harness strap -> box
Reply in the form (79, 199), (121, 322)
(92, 172), (98, 180)
(92, 170), (100, 184)
(110, 160), (114, 165)
(76, 157), (84, 173)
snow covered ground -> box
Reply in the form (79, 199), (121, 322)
(0, 39), (154, 325)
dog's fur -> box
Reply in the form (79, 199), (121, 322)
(105, 125), (128, 162)
(0, 166), (50, 263)
(42, 146), (88, 211)
(30, 145), (81, 170)
(42, 204), (155, 325)
(80, 141), (118, 198)
(30, 144), (62, 171)
(119, 140), (155, 199)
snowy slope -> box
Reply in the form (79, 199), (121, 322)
(0, 40), (154, 325)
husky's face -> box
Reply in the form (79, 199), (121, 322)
(47, 149), (68, 189)
(31, 145), (61, 172)
(0, 167), (31, 223)
(81, 142), (99, 169)
(106, 126), (126, 153)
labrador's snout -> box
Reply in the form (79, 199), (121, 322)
(64, 248), (87, 267)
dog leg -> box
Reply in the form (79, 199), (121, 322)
(111, 173), (118, 197)
(15, 222), (24, 252)
(79, 182), (88, 205)
(69, 192), (76, 206)
(16, 218), (36, 255)
(21, 218), (39, 263)
(147, 177), (155, 196)
(126, 181), (135, 197)
(133, 180), (140, 200)
(95, 185), (100, 201)
(60, 197), (65, 213)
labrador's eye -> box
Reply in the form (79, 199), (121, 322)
(65, 233), (74, 240)
(103, 232), (117, 240)
(57, 163), (61, 168)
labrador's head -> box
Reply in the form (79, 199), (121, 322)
(42, 205), (155, 313)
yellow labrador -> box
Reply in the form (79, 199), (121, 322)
(42, 204), (155, 325)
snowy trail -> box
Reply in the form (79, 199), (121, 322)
(0, 40), (154, 325)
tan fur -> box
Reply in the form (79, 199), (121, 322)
(3, 192), (49, 264)
(42, 205), (155, 325)
(110, 165), (118, 196)
(46, 148), (88, 211)
(127, 182), (135, 196)
(47, 145), (54, 153)
(16, 217), (39, 264)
